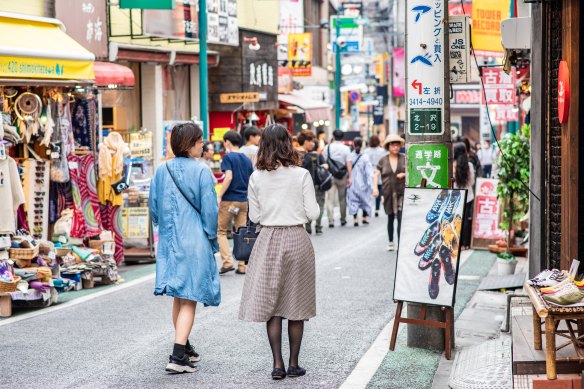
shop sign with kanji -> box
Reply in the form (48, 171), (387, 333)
(471, 178), (505, 248)
(407, 144), (449, 188)
(406, 0), (447, 136)
(481, 67), (517, 105)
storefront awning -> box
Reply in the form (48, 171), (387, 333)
(94, 62), (135, 89)
(278, 93), (332, 122)
(0, 12), (95, 81)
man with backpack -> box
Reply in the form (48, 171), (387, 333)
(322, 129), (352, 228)
(298, 130), (331, 235)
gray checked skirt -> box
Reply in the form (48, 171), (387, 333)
(239, 225), (316, 322)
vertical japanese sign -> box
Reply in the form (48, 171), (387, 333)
(448, 16), (471, 84)
(471, 178), (506, 249)
(55, 0), (107, 58)
(482, 67), (518, 124)
(408, 144), (449, 188)
(288, 33), (312, 76)
(392, 48), (405, 97)
(278, 0), (304, 65)
(406, 0), (447, 136)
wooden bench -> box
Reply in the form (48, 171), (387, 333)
(526, 283), (584, 380)
(0, 292), (12, 317)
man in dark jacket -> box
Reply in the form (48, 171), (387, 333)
(298, 130), (327, 235)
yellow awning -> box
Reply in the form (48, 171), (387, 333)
(0, 12), (94, 81)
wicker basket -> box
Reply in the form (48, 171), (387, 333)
(55, 248), (72, 257)
(9, 245), (39, 260)
(0, 275), (21, 293)
(88, 240), (115, 253)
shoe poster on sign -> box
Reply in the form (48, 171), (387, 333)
(393, 187), (468, 307)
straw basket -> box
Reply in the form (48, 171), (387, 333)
(55, 248), (72, 257)
(9, 245), (39, 260)
(0, 275), (21, 293)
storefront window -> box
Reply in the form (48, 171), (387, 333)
(101, 62), (141, 132)
(162, 64), (190, 121)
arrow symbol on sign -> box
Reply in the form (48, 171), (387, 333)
(411, 80), (422, 94)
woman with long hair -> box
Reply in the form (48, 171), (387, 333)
(453, 142), (476, 249)
(347, 137), (374, 226)
(373, 134), (406, 251)
(239, 124), (320, 380)
(149, 122), (221, 373)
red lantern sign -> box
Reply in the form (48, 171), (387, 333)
(558, 60), (570, 124)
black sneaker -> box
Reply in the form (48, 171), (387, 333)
(219, 266), (235, 275)
(341, 220), (347, 226)
(328, 224), (334, 228)
(315, 227), (323, 235)
(287, 366), (306, 377)
(166, 354), (198, 373)
(439, 245), (455, 285)
(429, 258), (441, 299)
(185, 344), (201, 363)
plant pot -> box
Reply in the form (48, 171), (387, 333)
(497, 258), (518, 276)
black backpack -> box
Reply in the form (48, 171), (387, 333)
(326, 146), (348, 179)
(310, 154), (333, 191)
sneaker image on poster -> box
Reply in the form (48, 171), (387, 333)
(439, 244), (455, 285)
(425, 189), (450, 224)
(414, 220), (440, 256)
(418, 234), (441, 270)
(429, 258), (442, 299)
(441, 191), (462, 223)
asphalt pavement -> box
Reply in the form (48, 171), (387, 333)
(1, 213), (397, 389)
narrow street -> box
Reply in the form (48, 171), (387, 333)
(1, 216), (396, 388)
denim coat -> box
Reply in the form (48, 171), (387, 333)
(149, 157), (221, 306)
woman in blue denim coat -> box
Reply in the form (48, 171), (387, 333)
(149, 122), (221, 373)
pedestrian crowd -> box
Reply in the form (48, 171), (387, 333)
(148, 122), (498, 379)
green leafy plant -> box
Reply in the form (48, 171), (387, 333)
(495, 125), (530, 255)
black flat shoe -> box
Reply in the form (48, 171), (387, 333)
(272, 368), (286, 380)
(287, 366), (306, 377)
(219, 266), (235, 275)
(354, 221), (359, 227)
(341, 221), (347, 226)
(363, 219), (369, 225)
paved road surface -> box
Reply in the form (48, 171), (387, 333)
(1, 215), (396, 389)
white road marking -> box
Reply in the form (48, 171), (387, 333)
(0, 273), (156, 327)
(339, 319), (397, 389)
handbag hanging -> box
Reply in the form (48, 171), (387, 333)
(232, 222), (259, 263)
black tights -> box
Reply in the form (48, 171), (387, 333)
(267, 316), (304, 369)
(388, 211), (402, 242)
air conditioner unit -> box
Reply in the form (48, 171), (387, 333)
(501, 17), (531, 50)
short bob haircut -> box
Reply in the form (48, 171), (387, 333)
(297, 129), (316, 146)
(256, 124), (300, 171)
(243, 126), (261, 142)
(170, 122), (203, 158)
(369, 135), (380, 148)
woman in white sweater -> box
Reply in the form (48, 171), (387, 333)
(239, 124), (320, 380)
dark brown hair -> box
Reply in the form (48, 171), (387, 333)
(256, 124), (300, 171)
(170, 122), (203, 158)
(369, 135), (380, 148)
(297, 130), (316, 146)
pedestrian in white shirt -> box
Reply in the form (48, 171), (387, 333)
(239, 126), (261, 166)
(239, 124), (319, 380)
(322, 129), (352, 227)
(476, 139), (496, 178)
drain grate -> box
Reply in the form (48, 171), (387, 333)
(448, 337), (512, 389)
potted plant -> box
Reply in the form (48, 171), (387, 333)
(495, 124), (530, 275)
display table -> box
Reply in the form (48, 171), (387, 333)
(526, 283), (584, 379)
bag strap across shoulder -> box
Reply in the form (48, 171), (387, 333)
(165, 162), (201, 215)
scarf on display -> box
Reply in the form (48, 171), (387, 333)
(98, 132), (127, 179)
(40, 100), (55, 147)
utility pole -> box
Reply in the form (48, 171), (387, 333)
(199, 0), (209, 139)
(334, 4), (343, 130)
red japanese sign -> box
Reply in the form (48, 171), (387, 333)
(481, 68), (517, 105)
(472, 178), (506, 249)
(558, 60), (570, 124)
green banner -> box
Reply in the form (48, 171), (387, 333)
(120, 0), (175, 9)
(408, 144), (449, 188)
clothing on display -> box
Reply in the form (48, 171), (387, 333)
(0, 157), (25, 234)
(68, 154), (103, 239)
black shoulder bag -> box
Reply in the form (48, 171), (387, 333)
(233, 221), (259, 264)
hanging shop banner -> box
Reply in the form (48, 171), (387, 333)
(558, 60), (570, 124)
(288, 33), (312, 77)
(451, 86), (481, 107)
(448, 16), (471, 84)
(122, 207), (150, 239)
(392, 48), (405, 98)
(481, 68), (516, 105)
(278, 0), (304, 65)
(219, 92), (259, 104)
(448, 2), (472, 16)
(471, 0), (509, 57)
(407, 144), (449, 189)
(394, 188), (467, 307)
(330, 16), (363, 53)
(479, 104), (491, 142)
(373, 85), (387, 125)
(490, 105), (519, 125)
(278, 67), (293, 93)
(406, 0), (447, 136)
(471, 178), (506, 249)
(55, 0), (108, 58)
(143, 0), (238, 46)
(129, 132), (153, 158)
(120, 0), (175, 9)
